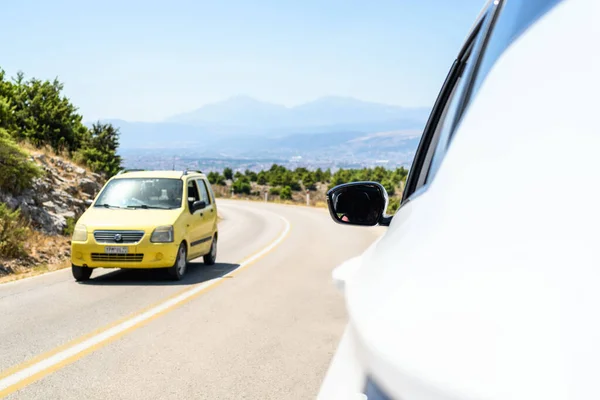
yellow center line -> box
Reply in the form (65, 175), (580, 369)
(0, 214), (291, 398)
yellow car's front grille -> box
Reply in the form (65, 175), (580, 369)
(93, 230), (145, 244)
(90, 253), (144, 263)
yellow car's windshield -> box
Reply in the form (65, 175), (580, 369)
(95, 178), (183, 209)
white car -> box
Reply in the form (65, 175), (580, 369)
(319, 0), (600, 399)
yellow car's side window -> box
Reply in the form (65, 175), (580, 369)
(187, 180), (200, 213)
(196, 179), (211, 205)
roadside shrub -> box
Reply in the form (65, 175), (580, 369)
(232, 177), (251, 194)
(280, 186), (292, 200)
(269, 187), (281, 196)
(0, 203), (29, 257)
(0, 129), (42, 195)
(207, 171), (226, 185)
(290, 181), (302, 191)
(381, 179), (396, 197)
(63, 216), (76, 236)
(387, 197), (400, 215)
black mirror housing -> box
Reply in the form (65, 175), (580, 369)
(192, 200), (207, 213)
(326, 181), (389, 227)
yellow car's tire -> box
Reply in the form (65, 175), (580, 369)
(203, 236), (217, 266)
(72, 265), (93, 282)
(168, 243), (187, 280)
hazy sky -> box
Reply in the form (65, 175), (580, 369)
(2, 0), (484, 122)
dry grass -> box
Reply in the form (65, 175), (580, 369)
(19, 141), (93, 173)
(25, 230), (70, 260)
(0, 230), (71, 284)
(0, 260), (70, 284)
(20, 142), (64, 159)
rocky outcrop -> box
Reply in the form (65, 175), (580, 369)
(0, 153), (104, 235)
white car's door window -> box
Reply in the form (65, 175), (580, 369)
(402, 1), (501, 203)
(464, 0), (563, 109)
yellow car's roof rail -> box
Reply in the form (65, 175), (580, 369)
(116, 169), (145, 175)
(182, 169), (203, 176)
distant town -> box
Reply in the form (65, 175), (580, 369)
(121, 151), (412, 174)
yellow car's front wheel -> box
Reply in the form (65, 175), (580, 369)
(167, 243), (187, 281)
(72, 264), (93, 282)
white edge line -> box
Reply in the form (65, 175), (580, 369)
(0, 268), (71, 287)
(0, 214), (290, 393)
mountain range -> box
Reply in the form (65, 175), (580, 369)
(165, 95), (430, 131)
(98, 96), (429, 165)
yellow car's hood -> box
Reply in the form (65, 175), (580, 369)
(78, 207), (182, 231)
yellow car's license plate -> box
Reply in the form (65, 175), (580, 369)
(105, 246), (129, 254)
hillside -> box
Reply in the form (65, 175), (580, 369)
(0, 148), (104, 278)
(0, 68), (119, 279)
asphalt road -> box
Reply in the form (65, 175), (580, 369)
(0, 200), (383, 399)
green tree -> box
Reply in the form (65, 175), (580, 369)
(387, 197), (401, 215)
(372, 166), (387, 183)
(74, 122), (122, 177)
(0, 129), (42, 194)
(392, 167), (408, 183)
(0, 71), (16, 132)
(207, 171), (225, 185)
(223, 167), (233, 180)
(382, 179), (396, 197)
(302, 172), (316, 190)
(292, 167), (308, 183)
(257, 171), (267, 185)
(268, 169), (284, 186)
(10, 73), (88, 153)
(280, 186), (292, 200)
(245, 169), (258, 182)
(0, 70), (124, 177)
(281, 170), (301, 191)
(232, 176), (251, 194)
(314, 168), (324, 183)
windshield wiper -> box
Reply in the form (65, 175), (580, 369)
(126, 205), (173, 210)
(96, 203), (122, 209)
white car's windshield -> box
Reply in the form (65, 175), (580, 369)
(94, 178), (183, 209)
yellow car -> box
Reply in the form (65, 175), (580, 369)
(70, 170), (218, 281)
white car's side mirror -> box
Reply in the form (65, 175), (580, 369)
(327, 182), (392, 227)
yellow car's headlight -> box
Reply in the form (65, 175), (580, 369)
(151, 226), (174, 243)
(72, 224), (87, 242)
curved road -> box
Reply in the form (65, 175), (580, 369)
(0, 200), (382, 399)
